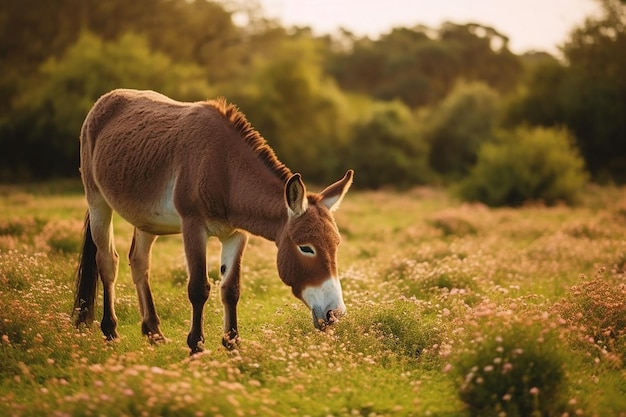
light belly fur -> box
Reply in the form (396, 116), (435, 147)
(104, 177), (182, 236)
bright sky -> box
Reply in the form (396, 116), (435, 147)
(258, 0), (601, 55)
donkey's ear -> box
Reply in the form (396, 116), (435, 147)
(320, 169), (354, 212)
(285, 173), (308, 217)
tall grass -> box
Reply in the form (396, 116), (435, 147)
(1, 183), (625, 416)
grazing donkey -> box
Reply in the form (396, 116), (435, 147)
(74, 89), (353, 353)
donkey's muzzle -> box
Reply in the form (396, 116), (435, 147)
(312, 306), (346, 330)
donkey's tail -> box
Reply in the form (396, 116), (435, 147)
(73, 211), (98, 326)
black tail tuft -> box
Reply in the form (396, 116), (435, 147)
(73, 211), (98, 326)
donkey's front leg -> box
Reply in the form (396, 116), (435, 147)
(219, 231), (248, 349)
(182, 220), (210, 354)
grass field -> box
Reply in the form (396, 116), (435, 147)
(1, 181), (625, 416)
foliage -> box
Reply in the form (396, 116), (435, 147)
(23, 31), (212, 135)
(0, 0), (620, 187)
(343, 100), (433, 189)
(327, 23), (522, 108)
(0, 31), (213, 181)
(0, 0), (240, 79)
(506, 0), (626, 182)
(0, 0), (252, 182)
(454, 323), (570, 417)
(422, 82), (502, 181)
(223, 34), (353, 183)
(457, 127), (588, 206)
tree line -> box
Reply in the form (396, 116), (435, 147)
(1, 0), (624, 205)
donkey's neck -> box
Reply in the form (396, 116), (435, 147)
(226, 172), (288, 242)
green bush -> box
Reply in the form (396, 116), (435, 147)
(371, 300), (442, 361)
(332, 298), (443, 365)
(457, 127), (588, 206)
(423, 81), (501, 180)
(345, 100), (433, 188)
(454, 323), (571, 417)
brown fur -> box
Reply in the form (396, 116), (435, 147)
(74, 89), (353, 353)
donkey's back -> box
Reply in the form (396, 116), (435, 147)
(80, 89), (230, 235)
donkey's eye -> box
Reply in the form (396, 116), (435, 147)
(298, 245), (316, 256)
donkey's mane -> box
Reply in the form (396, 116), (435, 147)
(207, 98), (292, 182)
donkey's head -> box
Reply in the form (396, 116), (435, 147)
(276, 170), (353, 330)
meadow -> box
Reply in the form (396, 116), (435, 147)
(1, 181), (625, 417)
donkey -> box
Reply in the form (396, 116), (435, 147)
(74, 89), (353, 353)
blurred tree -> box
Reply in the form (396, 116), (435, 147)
(326, 23), (522, 109)
(377, 37), (459, 107)
(137, 0), (242, 83)
(505, 0), (626, 182)
(1, 0), (84, 73)
(0, 32), (213, 180)
(25, 32), (213, 135)
(505, 62), (568, 129)
(423, 82), (502, 181)
(439, 23), (521, 94)
(518, 51), (559, 74)
(5, 0), (607, 189)
(0, 0), (244, 84)
(326, 37), (387, 97)
(0, 0), (242, 123)
(345, 100), (433, 189)
(0, 0), (83, 124)
(0, 0), (242, 180)
(223, 33), (354, 182)
(560, 0), (626, 181)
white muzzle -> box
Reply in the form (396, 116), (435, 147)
(301, 277), (346, 329)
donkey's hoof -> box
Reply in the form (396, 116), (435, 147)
(74, 308), (93, 327)
(187, 334), (205, 355)
(103, 331), (120, 342)
(189, 344), (204, 356)
(100, 318), (119, 340)
(222, 333), (240, 350)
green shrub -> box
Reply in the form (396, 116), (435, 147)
(424, 81), (501, 180)
(457, 127), (588, 206)
(454, 323), (570, 417)
(345, 100), (433, 189)
(334, 299), (443, 365)
(371, 301), (442, 361)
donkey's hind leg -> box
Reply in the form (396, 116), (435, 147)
(129, 228), (164, 342)
(89, 202), (120, 340)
